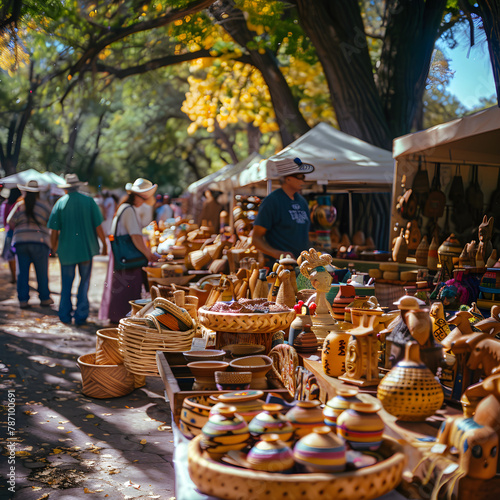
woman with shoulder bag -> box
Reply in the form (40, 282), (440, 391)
(99, 178), (159, 324)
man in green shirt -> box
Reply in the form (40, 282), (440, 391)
(48, 174), (107, 325)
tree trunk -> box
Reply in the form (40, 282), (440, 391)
(292, 0), (392, 150)
(209, 0), (309, 147)
(378, 0), (447, 138)
(477, 0), (500, 103)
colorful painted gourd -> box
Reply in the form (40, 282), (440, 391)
(285, 400), (324, 439)
(293, 425), (347, 472)
(336, 402), (384, 451)
(248, 403), (294, 444)
(200, 405), (250, 458)
(377, 341), (444, 421)
(246, 434), (295, 472)
(323, 387), (361, 430)
(322, 329), (351, 377)
(211, 390), (265, 423)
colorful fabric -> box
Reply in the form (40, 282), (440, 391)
(7, 199), (51, 247)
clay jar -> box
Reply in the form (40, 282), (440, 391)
(246, 434), (295, 473)
(210, 390), (265, 423)
(377, 341), (444, 422)
(229, 355), (273, 390)
(289, 302), (312, 347)
(248, 403), (294, 444)
(322, 328), (351, 378)
(323, 387), (361, 430)
(200, 404), (250, 459)
(336, 402), (384, 451)
(293, 425), (347, 472)
(187, 361), (229, 391)
(179, 395), (215, 439)
(285, 400), (324, 439)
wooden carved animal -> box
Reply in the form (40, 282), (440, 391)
(474, 305), (500, 335)
(477, 215), (494, 265)
(441, 310), (475, 351)
(466, 334), (500, 377)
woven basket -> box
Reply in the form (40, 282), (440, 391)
(77, 353), (135, 399)
(188, 435), (406, 500)
(198, 307), (295, 334)
(118, 317), (195, 377)
(96, 328), (123, 365)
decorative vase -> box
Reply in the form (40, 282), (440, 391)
(331, 284), (356, 321)
(293, 425), (346, 472)
(336, 402), (384, 451)
(248, 403), (294, 444)
(180, 395), (215, 439)
(322, 329), (351, 378)
(211, 390), (265, 423)
(246, 434), (295, 472)
(323, 387), (361, 430)
(200, 404), (250, 459)
(293, 324), (318, 353)
(415, 236), (429, 267)
(288, 302), (312, 347)
(377, 341), (444, 422)
(438, 234), (462, 282)
(285, 400), (324, 439)
(427, 236), (439, 271)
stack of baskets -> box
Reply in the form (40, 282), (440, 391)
(118, 297), (196, 377)
(77, 328), (136, 399)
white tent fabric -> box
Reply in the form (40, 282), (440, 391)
(393, 105), (500, 165)
(232, 123), (395, 191)
(0, 168), (66, 189)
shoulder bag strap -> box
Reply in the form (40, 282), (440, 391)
(113, 205), (133, 238)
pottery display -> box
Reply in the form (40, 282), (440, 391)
(212, 390), (265, 423)
(322, 328), (351, 378)
(323, 387), (361, 430)
(377, 341), (444, 421)
(293, 324), (318, 353)
(331, 284), (356, 321)
(180, 395), (216, 439)
(229, 355), (273, 390)
(187, 360), (229, 390)
(200, 404), (251, 459)
(336, 402), (384, 451)
(214, 370), (252, 391)
(246, 434), (295, 472)
(248, 403), (294, 443)
(293, 426), (347, 472)
(222, 344), (266, 358)
(183, 349), (226, 363)
(285, 400), (324, 439)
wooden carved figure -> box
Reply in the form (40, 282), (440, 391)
(477, 215), (494, 266)
(276, 267), (296, 309)
(339, 314), (380, 387)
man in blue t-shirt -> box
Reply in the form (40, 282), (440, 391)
(252, 157), (315, 267)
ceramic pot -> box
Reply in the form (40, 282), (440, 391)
(179, 395), (216, 439)
(323, 387), (361, 430)
(289, 309), (312, 347)
(331, 284), (356, 321)
(248, 403), (294, 443)
(246, 434), (295, 472)
(187, 361), (229, 390)
(222, 344), (266, 358)
(336, 402), (384, 451)
(200, 405), (250, 459)
(293, 425), (346, 472)
(377, 341), (444, 422)
(293, 325), (318, 353)
(322, 329), (351, 377)
(285, 400), (324, 439)
(229, 355), (273, 390)
(211, 390), (265, 423)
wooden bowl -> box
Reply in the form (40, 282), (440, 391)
(187, 361), (229, 379)
(229, 355), (273, 390)
(183, 350), (226, 363)
(222, 344), (266, 358)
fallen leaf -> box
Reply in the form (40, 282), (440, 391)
(85, 414), (94, 419)
(57, 426), (65, 430)
(52, 448), (62, 454)
(24, 410), (38, 415)
(31, 486), (42, 490)
(84, 487), (95, 493)
(140, 439), (147, 445)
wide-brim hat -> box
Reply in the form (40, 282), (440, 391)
(18, 179), (46, 192)
(57, 173), (88, 189)
(125, 178), (157, 205)
(270, 157), (315, 177)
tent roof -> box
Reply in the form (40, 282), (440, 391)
(393, 105), (500, 164)
(0, 168), (66, 189)
(232, 123), (395, 191)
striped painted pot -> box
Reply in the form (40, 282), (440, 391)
(247, 434), (294, 472)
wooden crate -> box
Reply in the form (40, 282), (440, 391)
(156, 351), (292, 426)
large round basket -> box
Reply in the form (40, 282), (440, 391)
(198, 307), (295, 334)
(188, 435), (406, 500)
(96, 328), (122, 365)
(77, 353), (135, 399)
(118, 317), (195, 377)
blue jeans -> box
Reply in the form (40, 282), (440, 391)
(59, 261), (92, 324)
(15, 243), (51, 303)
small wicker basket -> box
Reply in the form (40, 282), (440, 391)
(198, 307), (295, 334)
(77, 353), (135, 399)
(96, 328), (122, 365)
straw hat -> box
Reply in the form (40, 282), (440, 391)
(125, 178), (157, 205)
(271, 157), (315, 177)
(57, 173), (88, 189)
(17, 179), (45, 192)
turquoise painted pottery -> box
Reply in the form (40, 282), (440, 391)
(323, 386), (361, 430)
(179, 395), (216, 439)
(200, 405), (250, 459)
(248, 403), (294, 443)
(246, 434), (294, 472)
(293, 425), (347, 472)
(285, 400), (324, 439)
(336, 402), (384, 451)
(211, 390), (265, 423)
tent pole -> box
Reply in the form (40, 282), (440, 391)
(348, 191), (353, 237)
(267, 179), (272, 195)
